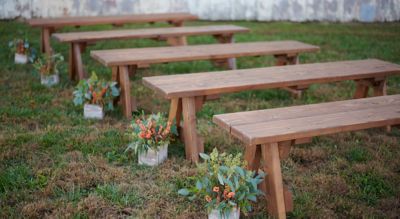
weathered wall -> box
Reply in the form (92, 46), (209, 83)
(0, 0), (399, 22)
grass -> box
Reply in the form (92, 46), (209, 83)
(0, 19), (400, 218)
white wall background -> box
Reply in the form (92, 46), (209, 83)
(1, 0), (399, 22)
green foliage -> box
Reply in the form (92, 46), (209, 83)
(73, 72), (120, 111)
(126, 112), (178, 155)
(179, 148), (265, 217)
(33, 53), (64, 76)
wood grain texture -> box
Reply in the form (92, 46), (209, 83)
(143, 59), (400, 99)
(27, 13), (198, 27)
(91, 40), (319, 67)
(118, 66), (132, 119)
(213, 95), (400, 145)
(213, 92), (400, 132)
(182, 97), (199, 162)
(73, 43), (85, 80)
(52, 25), (248, 43)
(42, 28), (52, 54)
(262, 143), (286, 218)
(168, 98), (182, 130)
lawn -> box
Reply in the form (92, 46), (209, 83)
(0, 20), (400, 218)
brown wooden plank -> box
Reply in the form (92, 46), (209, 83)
(28, 13), (198, 27)
(42, 27), (52, 54)
(52, 25), (248, 43)
(244, 144), (261, 171)
(73, 43), (85, 80)
(118, 66), (133, 119)
(230, 100), (400, 145)
(142, 59), (400, 99)
(168, 98), (182, 130)
(262, 143), (286, 218)
(68, 43), (76, 80)
(213, 93), (400, 132)
(182, 97), (199, 162)
(91, 40), (319, 67)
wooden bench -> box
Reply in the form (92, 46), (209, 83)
(27, 12), (198, 54)
(142, 59), (400, 162)
(213, 95), (400, 219)
(52, 25), (249, 80)
(92, 40), (319, 119)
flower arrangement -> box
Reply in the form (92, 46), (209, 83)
(73, 72), (120, 111)
(8, 38), (36, 63)
(33, 53), (64, 76)
(9, 38), (30, 55)
(179, 148), (265, 218)
(126, 113), (178, 155)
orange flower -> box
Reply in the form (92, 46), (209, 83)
(145, 131), (152, 139)
(139, 132), (146, 139)
(213, 186), (220, 193)
(227, 192), (235, 199)
(205, 195), (212, 202)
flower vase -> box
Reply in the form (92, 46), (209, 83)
(84, 104), (104, 119)
(208, 208), (240, 219)
(15, 53), (28, 64)
(41, 73), (59, 87)
(138, 143), (168, 166)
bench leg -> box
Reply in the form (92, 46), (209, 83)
(262, 143), (287, 219)
(353, 79), (370, 99)
(118, 65), (135, 119)
(41, 27), (53, 55)
(169, 20), (184, 27)
(69, 44), (76, 80)
(166, 36), (187, 46)
(274, 54), (305, 98)
(182, 97), (200, 162)
(72, 43), (87, 80)
(244, 143), (293, 214)
(168, 98), (183, 137)
(372, 79), (387, 97)
(244, 144), (261, 171)
(212, 34), (237, 70)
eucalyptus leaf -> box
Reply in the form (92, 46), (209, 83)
(178, 189), (189, 196)
(199, 153), (210, 160)
(196, 180), (202, 190)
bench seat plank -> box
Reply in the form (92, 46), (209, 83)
(27, 13), (198, 27)
(91, 40), (319, 66)
(213, 95), (400, 145)
(52, 25), (249, 43)
(143, 59), (400, 99)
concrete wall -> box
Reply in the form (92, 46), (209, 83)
(1, 0), (399, 22)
